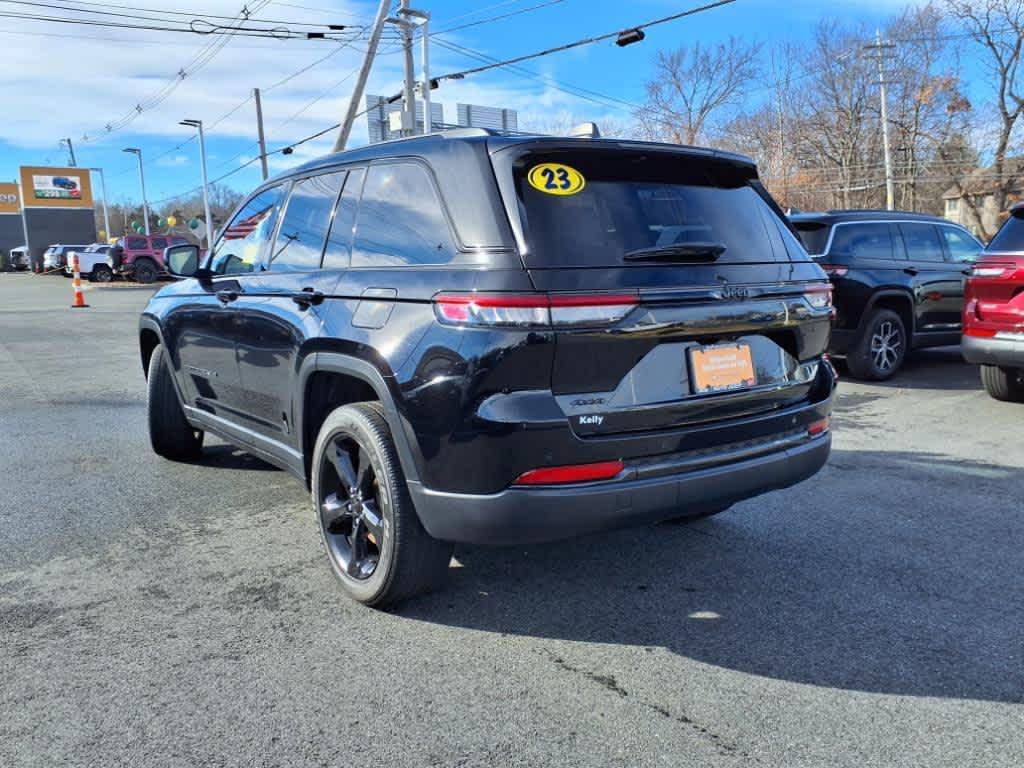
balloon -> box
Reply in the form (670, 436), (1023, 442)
(189, 218), (200, 230)
(167, 215), (177, 227)
(157, 217), (166, 227)
(129, 220), (138, 229)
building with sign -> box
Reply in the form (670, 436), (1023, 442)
(18, 166), (97, 269)
(0, 182), (24, 256)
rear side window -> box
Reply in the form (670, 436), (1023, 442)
(270, 172), (345, 272)
(514, 151), (788, 267)
(126, 237), (147, 250)
(351, 162), (457, 267)
(940, 226), (981, 262)
(323, 168), (365, 270)
(829, 223), (895, 260)
(793, 223), (831, 255)
(987, 212), (1024, 252)
(899, 223), (944, 262)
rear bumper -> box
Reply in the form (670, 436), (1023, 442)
(962, 334), (1024, 367)
(409, 429), (831, 546)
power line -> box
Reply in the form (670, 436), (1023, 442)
(433, 0), (736, 85)
(0, 0), (356, 28)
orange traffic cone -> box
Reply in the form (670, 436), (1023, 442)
(70, 254), (89, 309)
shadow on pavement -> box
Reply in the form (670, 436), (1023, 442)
(838, 346), (982, 392)
(400, 448), (1023, 704)
(191, 444), (279, 472)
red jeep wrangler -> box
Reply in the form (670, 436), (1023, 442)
(108, 235), (189, 284)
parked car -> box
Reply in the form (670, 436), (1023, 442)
(65, 244), (113, 282)
(43, 244), (90, 273)
(962, 203), (1024, 401)
(9, 245), (28, 271)
(789, 210), (982, 379)
(108, 234), (188, 284)
(141, 129), (837, 606)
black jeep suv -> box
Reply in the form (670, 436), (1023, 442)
(141, 130), (836, 606)
(790, 210), (982, 379)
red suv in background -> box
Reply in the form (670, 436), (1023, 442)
(963, 203), (1024, 401)
(108, 234), (189, 284)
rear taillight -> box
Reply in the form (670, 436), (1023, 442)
(970, 265), (1012, 278)
(807, 417), (830, 436)
(513, 460), (625, 486)
(803, 283), (833, 309)
(818, 264), (848, 277)
(434, 293), (638, 328)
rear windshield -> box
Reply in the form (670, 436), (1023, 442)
(514, 151), (792, 267)
(987, 212), (1024, 252)
(792, 222), (831, 255)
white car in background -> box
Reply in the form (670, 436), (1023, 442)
(43, 244), (89, 273)
(64, 244), (113, 282)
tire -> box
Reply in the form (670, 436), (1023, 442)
(90, 264), (113, 283)
(146, 344), (203, 460)
(311, 402), (453, 607)
(845, 309), (907, 381)
(980, 364), (1024, 402)
(133, 259), (158, 284)
(662, 505), (732, 524)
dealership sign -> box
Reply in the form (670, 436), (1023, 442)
(32, 174), (83, 200)
(18, 166), (93, 209)
(0, 182), (19, 215)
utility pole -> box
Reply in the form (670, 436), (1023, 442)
(864, 30), (896, 210)
(89, 167), (112, 243)
(333, 0), (392, 153)
(398, 0), (416, 136)
(254, 88), (269, 181)
(61, 138), (77, 167)
(399, 6), (432, 134)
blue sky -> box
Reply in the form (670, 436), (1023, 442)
(0, 0), (925, 209)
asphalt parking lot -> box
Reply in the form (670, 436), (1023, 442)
(1, 273), (1022, 768)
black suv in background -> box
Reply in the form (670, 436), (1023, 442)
(142, 130), (837, 606)
(790, 210), (982, 379)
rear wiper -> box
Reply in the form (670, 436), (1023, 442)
(623, 242), (727, 262)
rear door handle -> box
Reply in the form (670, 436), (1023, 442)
(292, 288), (324, 308)
(903, 267), (919, 276)
(216, 289), (239, 304)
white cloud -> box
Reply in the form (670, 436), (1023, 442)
(0, 0), (637, 158)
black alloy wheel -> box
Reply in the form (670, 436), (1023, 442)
(319, 435), (387, 581)
(311, 402), (453, 607)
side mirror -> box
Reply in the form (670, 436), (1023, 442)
(164, 244), (201, 278)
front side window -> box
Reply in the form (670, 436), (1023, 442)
(940, 226), (981, 262)
(351, 162), (456, 267)
(828, 223), (895, 260)
(209, 186), (285, 275)
(270, 172), (346, 272)
(126, 237), (147, 250)
(150, 237), (168, 250)
(899, 223), (944, 262)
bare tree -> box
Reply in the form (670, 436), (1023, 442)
(638, 37), (762, 145)
(945, 0), (1024, 236)
(885, 3), (973, 213)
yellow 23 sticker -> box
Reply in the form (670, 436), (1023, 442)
(528, 163), (586, 196)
